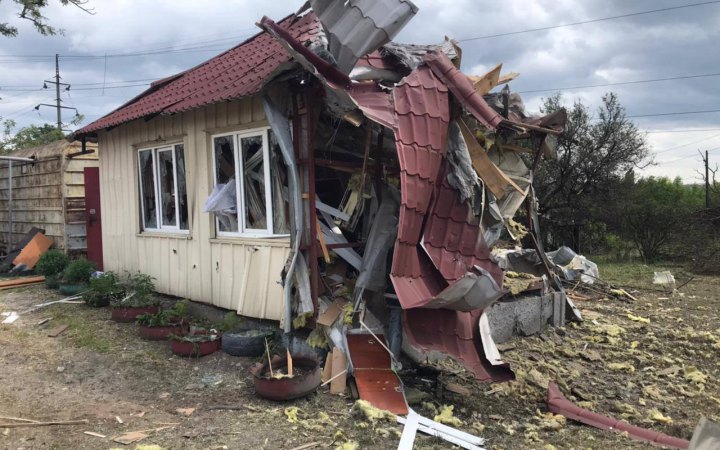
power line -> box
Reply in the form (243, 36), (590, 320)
(457, 1), (720, 42)
(517, 72), (720, 94)
(655, 146), (720, 165)
(645, 128), (720, 133)
(653, 133), (720, 154)
(627, 109), (720, 118)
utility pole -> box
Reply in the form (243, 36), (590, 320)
(705, 150), (710, 209)
(54, 54), (61, 130)
(36, 54), (78, 131)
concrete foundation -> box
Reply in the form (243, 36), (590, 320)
(487, 291), (565, 344)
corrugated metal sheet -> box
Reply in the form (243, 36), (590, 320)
(425, 50), (504, 129)
(97, 97), (288, 321)
(75, 14), (320, 136)
(309, 0), (418, 73)
(404, 308), (514, 382)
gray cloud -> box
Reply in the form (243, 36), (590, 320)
(1, 0), (719, 180)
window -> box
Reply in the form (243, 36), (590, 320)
(211, 128), (289, 237)
(137, 144), (189, 232)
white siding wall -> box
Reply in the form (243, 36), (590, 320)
(97, 96), (289, 321)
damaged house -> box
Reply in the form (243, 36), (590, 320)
(72, 1), (579, 390)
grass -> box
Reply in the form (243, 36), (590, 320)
(44, 304), (114, 353)
(590, 256), (689, 290)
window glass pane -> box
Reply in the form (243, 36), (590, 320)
(269, 130), (289, 234)
(175, 144), (189, 230)
(138, 149), (157, 229)
(213, 136), (238, 232)
(157, 149), (177, 227)
(241, 135), (267, 230)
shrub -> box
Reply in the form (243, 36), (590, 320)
(83, 272), (124, 307)
(114, 271), (158, 308)
(36, 250), (68, 277)
(62, 258), (96, 284)
(137, 309), (180, 327)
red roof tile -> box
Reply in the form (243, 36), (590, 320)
(76, 13), (321, 135)
(424, 50), (504, 129)
(403, 309), (514, 382)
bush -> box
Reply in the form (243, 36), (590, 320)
(137, 308), (181, 327)
(62, 258), (96, 284)
(36, 250), (68, 277)
(114, 271), (158, 308)
(83, 272), (124, 307)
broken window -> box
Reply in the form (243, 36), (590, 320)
(137, 144), (189, 232)
(210, 128), (289, 236)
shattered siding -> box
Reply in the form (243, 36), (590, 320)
(98, 98), (288, 321)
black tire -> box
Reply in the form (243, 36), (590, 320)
(221, 329), (272, 357)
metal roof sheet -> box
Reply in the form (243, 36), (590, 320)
(403, 309), (514, 382)
(310, 0), (417, 73)
(75, 13), (321, 136)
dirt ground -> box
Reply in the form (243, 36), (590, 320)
(1, 263), (718, 450)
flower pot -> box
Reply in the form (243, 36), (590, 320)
(138, 323), (186, 340)
(251, 355), (321, 401)
(44, 275), (60, 289)
(171, 337), (219, 357)
(111, 306), (159, 323)
(59, 283), (87, 296)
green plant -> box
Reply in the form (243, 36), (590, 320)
(82, 272), (124, 307)
(216, 311), (241, 332)
(36, 250), (68, 277)
(44, 274), (60, 289)
(62, 257), (96, 284)
(115, 271), (158, 308)
(137, 310), (177, 327)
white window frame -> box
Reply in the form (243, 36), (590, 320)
(137, 144), (189, 234)
(212, 127), (276, 238)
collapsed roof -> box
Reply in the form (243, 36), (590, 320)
(75, 0), (575, 383)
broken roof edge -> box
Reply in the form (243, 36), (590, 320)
(73, 12), (310, 139)
(258, 15), (352, 89)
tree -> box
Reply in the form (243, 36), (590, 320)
(620, 177), (704, 262)
(0, 120), (65, 153)
(534, 93), (651, 252)
(1, 0), (93, 37)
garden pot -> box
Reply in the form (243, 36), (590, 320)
(111, 306), (159, 323)
(44, 276), (60, 289)
(171, 337), (219, 357)
(251, 354), (321, 401)
(59, 283), (87, 296)
(138, 323), (186, 340)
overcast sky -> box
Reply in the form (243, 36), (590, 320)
(1, 0), (719, 181)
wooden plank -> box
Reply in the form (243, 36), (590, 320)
(329, 347), (347, 395)
(321, 352), (332, 383)
(316, 218), (331, 263)
(317, 299), (348, 327)
(497, 72), (520, 85)
(459, 119), (523, 199)
(0, 276), (45, 288)
(469, 64), (502, 96)
(12, 232), (53, 269)
(47, 324), (68, 337)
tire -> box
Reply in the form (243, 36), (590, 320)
(221, 329), (272, 357)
